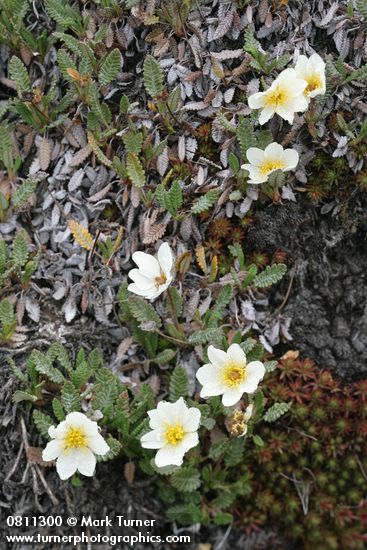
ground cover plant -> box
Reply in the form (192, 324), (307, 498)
(1, 0), (367, 548)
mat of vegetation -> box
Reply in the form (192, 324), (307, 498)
(1, 1), (366, 549)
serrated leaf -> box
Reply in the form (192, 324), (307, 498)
(99, 48), (122, 85)
(12, 178), (37, 209)
(170, 467), (201, 492)
(169, 367), (189, 402)
(264, 402), (291, 422)
(253, 263), (287, 288)
(97, 436), (122, 462)
(237, 115), (256, 157)
(191, 190), (219, 214)
(188, 328), (223, 345)
(61, 381), (81, 413)
(143, 55), (164, 98)
(122, 131), (143, 154)
(129, 297), (162, 330)
(33, 409), (54, 439)
(9, 56), (30, 95)
(126, 153), (145, 188)
(31, 350), (64, 384)
(153, 349), (176, 365)
(12, 229), (29, 267)
(68, 220), (94, 251)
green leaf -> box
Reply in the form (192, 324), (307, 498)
(214, 513), (233, 526)
(188, 328), (223, 345)
(12, 178), (38, 209)
(9, 56), (30, 95)
(33, 409), (54, 439)
(264, 402), (291, 422)
(264, 360), (278, 372)
(169, 366), (189, 402)
(267, 169), (286, 189)
(0, 299), (16, 329)
(191, 190), (219, 214)
(129, 297), (162, 330)
(99, 48), (122, 85)
(169, 179), (183, 213)
(126, 153), (145, 188)
(166, 286), (183, 317)
(122, 131), (143, 154)
(13, 390), (38, 404)
(119, 94), (130, 114)
(224, 438), (245, 467)
(152, 349), (176, 366)
(31, 350), (65, 384)
(92, 368), (118, 417)
(52, 398), (66, 421)
(61, 381), (81, 413)
(253, 263), (287, 288)
(252, 434), (265, 447)
(143, 55), (164, 98)
(208, 438), (229, 460)
(171, 467), (201, 492)
(12, 229), (29, 267)
(237, 115), (256, 158)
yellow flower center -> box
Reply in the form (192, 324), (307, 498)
(305, 74), (322, 94)
(265, 86), (289, 108)
(260, 160), (285, 176)
(155, 273), (167, 288)
(165, 424), (184, 445)
(223, 363), (246, 388)
(64, 427), (87, 449)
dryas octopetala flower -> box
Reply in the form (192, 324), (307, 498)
(248, 68), (308, 125)
(229, 404), (254, 437)
(241, 142), (299, 185)
(294, 53), (326, 101)
(127, 242), (174, 301)
(42, 412), (110, 480)
(196, 344), (265, 407)
(140, 397), (201, 468)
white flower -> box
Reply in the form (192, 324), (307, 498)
(196, 344), (265, 407)
(141, 397), (201, 468)
(248, 68), (308, 125)
(42, 412), (110, 480)
(294, 53), (326, 101)
(241, 142), (299, 184)
(128, 242), (174, 301)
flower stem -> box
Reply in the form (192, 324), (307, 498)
(167, 287), (181, 332)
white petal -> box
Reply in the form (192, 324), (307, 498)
(147, 409), (164, 430)
(127, 283), (161, 300)
(275, 106), (295, 124)
(295, 55), (309, 75)
(56, 449), (78, 480)
(207, 345), (228, 367)
(42, 439), (63, 461)
(155, 445), (184, 467)
(131, 251), (161, 278)
(76, 448), (96, 477)
(258, 106), (275, 125)
(183, 407), (201, 432)
(248, 92), (265, 109)
(128, 269), (155, 290)
(222, 389), (243, 407)
(277, 68), (298, 84)
(309, 53), (325, 68)
(245, 147), (265, 166)
(282, 149), (299, 170)
(141, 429), (165, 449)
(246, 166), (268, 184)
(264, 142), (284, 161)
(226, 343), (247, 366)
(157, 243), (174, 276)
(180, 431), (199, 452)
(87, 433), (110, 456)
(288, 79), (307, 97)
(241, 361), (265, 393)
(196, 364), (222, 386)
